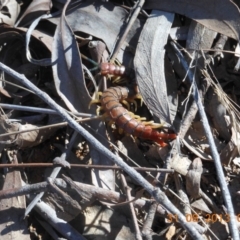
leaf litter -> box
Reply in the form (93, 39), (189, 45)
(0, 0), (239, 239)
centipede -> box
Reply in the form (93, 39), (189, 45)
(100, 86), (176, 147)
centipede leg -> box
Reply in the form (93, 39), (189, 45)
(96, 106), (104, 116)
(128, 112), (146, 121)
(88, 99), (100, 109)
(134, 93), (143, 106)
(148, 123), (165, 129)
(124, 99), (138, 111)
(88, 92), (102, 109)
(121, 100), (131, 110)
(107, 120), (115, 128)
(157, 139), (168, 147)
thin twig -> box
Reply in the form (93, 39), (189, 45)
(0, 162), (174, 172)
(174, 173), (191, 215)
(179, 78), (210, 139)
(47, 178), (82, 211)
(0, 62), (203, 239)
(0, 116), (101, 139)
(120, 173), (142, 240)
(24, 131), (76, 218)
(33, 199), (86, 240)
(171, 41), (240, 240)
(110, 0), (145, 60)
(0, 178), (166, 216)
(142, 201), (158, 240)
(0, 103), (96, 118)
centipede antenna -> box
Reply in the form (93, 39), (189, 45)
(89, 66), (99, 72)
(80, 53), (98, 66)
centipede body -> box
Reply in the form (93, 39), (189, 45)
(100, 86), (176, 146)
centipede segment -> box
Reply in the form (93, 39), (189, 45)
(100, 86), (176, 147)
(100, 62), (126, 76)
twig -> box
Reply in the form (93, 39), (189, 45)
(33, 199), (86, 240)
(179, 78), (210, 139)
(174, 173), (191, 215)
(24, 131), (76, 218)
(24, 152), (68, 218)
(0, 178), (166, 216)
(120, 173), (142, 240)
(199, 189), (221, 214)
(142, 201), (158, 240)
(110, 0), (145, 60)
(171, 41), (240, 240)
(0, 162), (174, 172)
(0, 116), (101, 139)
(47, 178), (82, 211)
(0, 62), (203, 239)
(0, 103), (96, 118)
(212, 34), (228, 58)
(35, 218), (63, 240)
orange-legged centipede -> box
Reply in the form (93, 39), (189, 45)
(100, 86), (176, 147)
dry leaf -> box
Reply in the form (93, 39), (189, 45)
(84, 205), (135, 240)
(0, 0), (20, 26)
(16, 0), (52, 27)
(0, 114), (57, 148)
(186, 157), (203, 199)
(134, 10), (176, 125)
(144, 0), (240, 40)
(171, 155), (192, 176)
(52, 0), (115, 190)
(186, 21), (217, 53)
(50, 0), (142, 63)
(165, 225), (176, 240)
(0, 151), (29, 239)
(183, 121), (225, 160)
(191, 198), (212, 214)
(207, 216), (229, 239)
